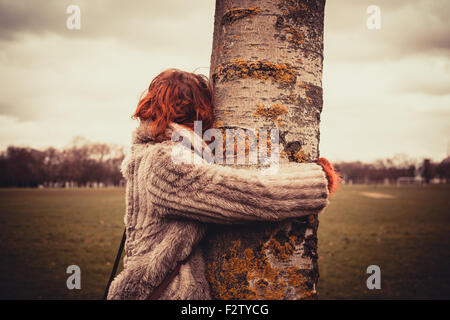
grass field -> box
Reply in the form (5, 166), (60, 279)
(0, 185), (449, 299)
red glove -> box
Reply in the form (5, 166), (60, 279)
(317, 157), (341, 195)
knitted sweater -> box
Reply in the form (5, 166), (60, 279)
(107, 122), (330, 300)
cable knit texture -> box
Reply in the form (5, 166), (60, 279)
(107, 121), (330, 300)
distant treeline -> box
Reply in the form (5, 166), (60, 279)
(334, 157), (450, 184)
(0, 138), (125, 188)
(1, 138), (450, 187)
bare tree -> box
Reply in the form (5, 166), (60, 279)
(0, 141), (125, 188)
(204, 0), (326, 299)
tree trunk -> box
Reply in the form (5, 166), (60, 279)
(203, 0), (326, 300)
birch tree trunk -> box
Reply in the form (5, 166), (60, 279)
(204, 0), (326, 299)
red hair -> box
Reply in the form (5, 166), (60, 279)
(133, 68), (215, 139)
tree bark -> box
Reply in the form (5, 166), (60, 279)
(204, 0), (325, 299)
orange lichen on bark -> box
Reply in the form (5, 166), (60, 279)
(283, 146), (310, 163)
(263, 234), (296, 260)
(214, 120), (225, 128)
(293, 149), (309, 163)
(298, 81), (311, 89)
(222, 7), (261, 25)
(211, 128), (266, 163)
(283, 25), (305, 45)
(280, 150), (289, 160)
(296, 82), (323, 108)
(254, 103), (288, 126)
(219, 129), (279, 163)
(277, 0), (307, 15)
(206, 237), (311, 300)
(275, 0), (308, 46)
(213, 59), (297, 86)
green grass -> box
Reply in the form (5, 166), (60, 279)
(318, 184), (450, 299)
(0, 188), (124, 299)
(0, 185), (449, 299)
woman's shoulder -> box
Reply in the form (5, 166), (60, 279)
(121, 140), (178, 179)
(130, 139), (176, 157)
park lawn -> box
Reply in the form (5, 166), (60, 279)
(0, 185), (449, 299)
(0, 188), (125, 299)
(318, 184), (450, 299)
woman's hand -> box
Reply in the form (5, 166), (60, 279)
(317, 157), (341, 195)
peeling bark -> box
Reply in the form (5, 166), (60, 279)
(204, 0), (325, 300)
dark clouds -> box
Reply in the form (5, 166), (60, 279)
(0, 101), (40, 121)
(0, 0), (448, 161)
(0, 0), (214, 51)
(0, 0), (215, 125)
(325, 0), (450, 60)
(0, 1), (63, 39)
(2, 0), (449, 58)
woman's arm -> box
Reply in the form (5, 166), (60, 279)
(145, 143), (329, 224)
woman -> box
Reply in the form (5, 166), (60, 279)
(107, 68), (339, 300)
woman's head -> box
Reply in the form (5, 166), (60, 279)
(133, 68), (214, 139)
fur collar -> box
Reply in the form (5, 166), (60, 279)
(133, 120), (174, 144)
(132, 120), (210, 153)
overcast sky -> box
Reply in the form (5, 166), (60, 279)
(0, 0), (449, 162)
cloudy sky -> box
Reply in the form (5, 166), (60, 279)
(0, 0), (449, 162)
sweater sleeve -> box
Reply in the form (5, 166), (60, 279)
(145, 143), (329, 224)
